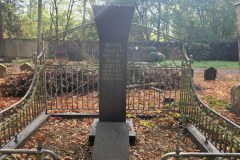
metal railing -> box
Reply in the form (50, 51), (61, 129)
(180, 51), (240, 153)
(0, 51), (47, 148)
(45, 63), (182, 113)
(161, 144), (240, 159)
(0, 143), (57, 160)
(161, 152), (240, 160)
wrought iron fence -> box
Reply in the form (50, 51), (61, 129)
(161, 152), (240, 160)
(45, 64), (99, 112)
(44, 22), (184, 114)
(0, 143), (57, 160)
(0, 51), (46, 148)
(180, 51), (240, 153)
(45, 62), (182, 113)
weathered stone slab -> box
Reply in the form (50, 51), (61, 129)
(20, 63), (33, 71)
(204, 67), (217, 80)
(92, 122), (129, 160)
(231, 85), (240, 116)
(0, 64), (7, 78)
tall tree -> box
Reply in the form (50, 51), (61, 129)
(53, 0), (59, 40)
(63, 0), (75, 40)
(37, 0), (42, 55)
(0, 1), (4, 57)
(172, 0), (238, 43)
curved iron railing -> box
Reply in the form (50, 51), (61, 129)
(161, 152), (240, 160)
(0, 49), (47, 148)
(0, 143), (57, 160)
(180, 48), (240, 153)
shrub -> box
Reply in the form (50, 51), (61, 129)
(146, 52), (165, 62)
(187, 43), (211, 61)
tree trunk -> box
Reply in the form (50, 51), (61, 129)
(49, 3), (54, 37)
(0, 2), (4, 57)
(134, 1), (144, 25)
(53, 0), (59, 40)
(63, 0), (74, 40)
(157, 2), (161, 42)
(82, 0), (87, 40)
(37, 0), (42, 55)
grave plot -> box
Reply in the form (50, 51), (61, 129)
(21, 113), (201, 159)
(1, 4), (240, 160)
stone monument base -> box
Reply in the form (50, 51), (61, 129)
(89, 119), (136, 146)
(92, 122), (129, 160)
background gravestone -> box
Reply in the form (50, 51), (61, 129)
(93, 5), (134, 122)
(204, 67), (217, 80)
(0, 64), (7, 78)
(231, 85), (240, 116)
(20, 63), (33, 72)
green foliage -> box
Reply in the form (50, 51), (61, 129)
(140, 120), (155, 128)
(187, 41), (238, 61)
(126, 113), (136, 119)
(146, 52), (165, 62)
(172, 0), (238, 43)
(1, 0), (22, 38)
(187, 43), (211, 61)
(165, 102), (176, 109)
(177, 114), (189, 124)
(204, 95), (229, 109)
(2, 0), (240, 44)
(155, 110), (162, 114)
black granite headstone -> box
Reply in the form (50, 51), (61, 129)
(204, 67), (217, 80)
(93, 5), (134, 122)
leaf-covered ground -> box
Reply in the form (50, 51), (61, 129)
(23, 112), (200, 160)
(0, 75), (21, 111)
(193, 69), (240, 125)
(0, 64), (30, 111)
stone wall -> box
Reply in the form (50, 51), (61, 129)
(2, 39), (37, 58)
